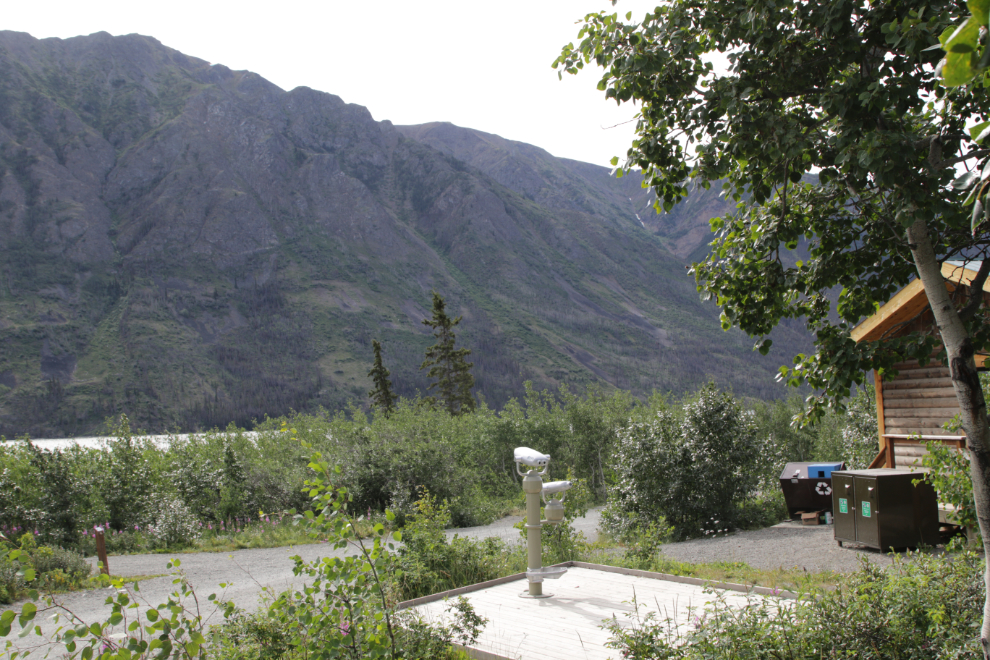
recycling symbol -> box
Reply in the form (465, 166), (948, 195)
(815, 482), (832, 496)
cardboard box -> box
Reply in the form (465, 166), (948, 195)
(802, 511), (821, 526)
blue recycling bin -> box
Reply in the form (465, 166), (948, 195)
(807, 462), (844, 480)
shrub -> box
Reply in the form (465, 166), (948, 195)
(397, 490), (517, 600)
(100, 414), (159, 533)
(605, 551), (984, 658)
(148, 497), (201, 548)
(838, 384), (880, 468)
(0, 554), (22, 605)
(602, 383), (760, 540)
(30, 546), (91, 583)
(921, 436), (976, 544)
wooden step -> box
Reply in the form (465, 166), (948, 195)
(886, 427), (957, 436)
(886, 417), (956, 429)
(893, 444), (928, 457)
(884, 377), (954, 390)
(883, 386), (956, 399)
(884, 398), (959, 409)
(884, 406), (960, 418)
(890, 366), (951, 380)
(892, 355), (946, 371)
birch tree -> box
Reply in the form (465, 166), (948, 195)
(556, 0), (990, 652)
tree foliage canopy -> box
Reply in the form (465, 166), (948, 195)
(555, 0), (990, 419)
(421, 293), (476, 416)
(367, 339), (397, 418)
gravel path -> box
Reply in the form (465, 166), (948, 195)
(658, 520), (934, 573)
(0, 508), (604, 655)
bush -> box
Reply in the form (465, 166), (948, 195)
(0, 554), (23, 605)
(397, 490), (517, 600)
(148, 497), (201, 548)
(921, 436), (976, 545)
(606, 551), (984, 658)
(602, 383), (760, 540)
(30, 546), (91, 583)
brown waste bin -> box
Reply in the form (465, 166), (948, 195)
(832, 469), (939, 550)
(779, 462), (846, 519)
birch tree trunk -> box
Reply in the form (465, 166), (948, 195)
(906, 216), (990, 658)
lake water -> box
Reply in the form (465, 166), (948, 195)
(0, 432), (260, 451)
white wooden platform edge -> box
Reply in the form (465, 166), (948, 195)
(396, 560), (799, 612)
(400, 562), (798, 660)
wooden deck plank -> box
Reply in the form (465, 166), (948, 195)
(411, 567), (758, 660)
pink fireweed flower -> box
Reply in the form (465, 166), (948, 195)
(135, 525), (139, 531)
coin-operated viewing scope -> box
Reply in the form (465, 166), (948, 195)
(513, 447), (573, 598)
(541, 480), (572, 524)
(514, 446), (550, 472)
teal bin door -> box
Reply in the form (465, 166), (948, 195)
(854, 476), (879, 547)
(832, 473), (856, 543)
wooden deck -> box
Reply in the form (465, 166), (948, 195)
(408, 565), (763, 660)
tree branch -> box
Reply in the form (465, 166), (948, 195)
(940, 149), (990, 170)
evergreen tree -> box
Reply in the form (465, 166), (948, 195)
(367, 339), (397, 417)
(420, 292), (475, 415)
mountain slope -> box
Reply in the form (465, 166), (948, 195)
(0, 31), (808, 436)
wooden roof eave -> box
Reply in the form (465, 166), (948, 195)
(850, 262), (990, 343)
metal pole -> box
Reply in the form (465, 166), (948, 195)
(523, 469), (543, 597)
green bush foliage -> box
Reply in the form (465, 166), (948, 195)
(602, 383), (761, 540)
(397, 490), (519, 600)
(1, 381), (873, 552)
(606, 552), (984, 659)
(0, 444), (486, 660)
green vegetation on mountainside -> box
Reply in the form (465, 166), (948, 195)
(0, 30), (811, 436)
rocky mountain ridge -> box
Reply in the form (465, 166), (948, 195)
(0, 30), (806, 436)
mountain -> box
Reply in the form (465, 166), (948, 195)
(0, 30), (810, 437)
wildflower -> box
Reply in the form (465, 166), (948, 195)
(135, 525), (139, 531)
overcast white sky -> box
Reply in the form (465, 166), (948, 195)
(3, 0), (661, 167)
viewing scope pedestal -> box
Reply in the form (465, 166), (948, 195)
(514, 446), (572, 598)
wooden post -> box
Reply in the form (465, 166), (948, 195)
(874, 369), (893, 467)
(94, 528), (109, 576)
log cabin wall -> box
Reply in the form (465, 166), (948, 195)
(854, 263), (988, 473)
(880, 357), (962, 469)
(870, 288), (982, 469)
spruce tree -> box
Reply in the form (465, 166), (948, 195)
(367, 339), (397, 417)
(420, 292), (475, 415)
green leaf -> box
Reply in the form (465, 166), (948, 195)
(953, 170), (980, 190)
(392, 530), (402, 542)
(973, 197), (986, 234)
(21, 569), (34, 583)
(970, 121), (990, 141)
(939, 25), (960, 48)
(970, 0), (990, 27)
(945, 18), (981, 53)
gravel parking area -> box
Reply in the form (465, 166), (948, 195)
(658, 520), (935, 573)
